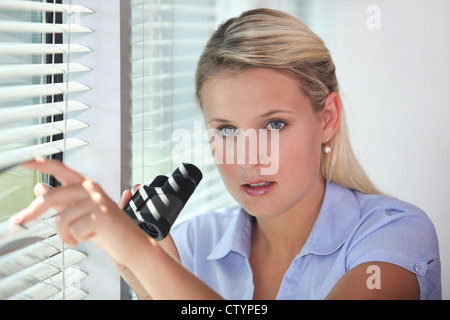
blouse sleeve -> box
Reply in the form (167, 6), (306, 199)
(345, 204), (441, 300)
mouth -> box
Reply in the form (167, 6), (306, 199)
(241, 181), (275, 197)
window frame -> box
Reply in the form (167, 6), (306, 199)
(64, 0), (132, 299)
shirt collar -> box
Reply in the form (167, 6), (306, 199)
(206, 182), (361, 260)
(301, 182), (361, 256)
(206, 207), (253, 260)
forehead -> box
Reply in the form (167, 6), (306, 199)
(201, 68), (312, 120)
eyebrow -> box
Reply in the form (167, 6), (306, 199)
(207, 109), (294, 124)
(258, 109), (294, 118)
(207, 117), (230, 124)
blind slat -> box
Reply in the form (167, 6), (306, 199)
(133, 21), (216, 30)
(0, 209), (58, 258)
(131, 70), (192, 82)
(49, 286), (88, 300)
(0, 62), (91, 79)
(0, 235), (61, 279)
(0, 251), (87, 300)
(0, 21), (93, 34)
(130, 101), (194, 117)
(49, 248), (87, 270)
(131, 86), (193, 101)
(0, 119), (89, 145)
(0, 0), (93, 13)
(0, 138), (88, 173)
(0, 82), (91, 101)
(0, 100), (90, 125)
(130, 115), (201, 137)
(12, 268), (88, 300)
(131, 3), (216, 15)
(0, 263), (59, 299)
(131, 54), (198, 65)
(132, 38), (207, 46)
(0, 43), (92, 55)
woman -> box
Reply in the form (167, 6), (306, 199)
(12, 9), (440, 299)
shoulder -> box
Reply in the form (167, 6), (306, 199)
(321, 183), (440, 299)
(320, 183), (438, 257)
(349, 189), (438, 253)
(341, 187), (441, 299)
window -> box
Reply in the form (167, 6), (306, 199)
(130, 0), (235, 222)
(0, 0), (92, 300)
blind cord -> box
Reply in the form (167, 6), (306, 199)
(60, 0), (75, 301)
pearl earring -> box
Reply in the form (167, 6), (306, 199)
(324, 138), (332, 154)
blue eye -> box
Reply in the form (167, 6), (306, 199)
(218, 126), (238, 137)
(265, 120), (286, 131)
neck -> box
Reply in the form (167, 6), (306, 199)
(251, 177), (325, 260)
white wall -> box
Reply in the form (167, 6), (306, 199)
(311, 0), (449, 299)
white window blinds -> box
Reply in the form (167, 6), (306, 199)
(0, 0), (93, 300)
(0, 0), (91, 174)
(130, 0), (235, 220)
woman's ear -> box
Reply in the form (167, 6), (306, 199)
(321, 92), (342, 143)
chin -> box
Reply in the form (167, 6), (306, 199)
(240, 199), (284, 218)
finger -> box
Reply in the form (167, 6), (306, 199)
(11, 183), (89, 225)
(33, 183), (52, 197)
(67, 213), (98, 245)
(118, 190), (132, 209)
(55, 198), (94, 247)
(131, 184), (142, 195)
(58, 181), (113, 246)
(34, 183), (70, 214)
(66, 184), (130, 250)
(22, 157), (84, 186)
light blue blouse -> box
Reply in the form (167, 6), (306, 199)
(171, 182), (441, 299)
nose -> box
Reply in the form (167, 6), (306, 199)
(238, 160), (260, 171)
(237, 129), (279, 176)
(236, 129), (261, 170)
(212, 128), (278, 174)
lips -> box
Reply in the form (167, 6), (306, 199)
(241, 181), (275, 197)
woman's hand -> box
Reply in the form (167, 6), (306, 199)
(118, 184), (181, 262)
(10, 158), (150, 266)
(11, 157), (223, 300)
(113, 185), (181, 299)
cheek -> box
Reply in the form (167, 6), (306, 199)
(208, 133), (235, 165)
(215, 164), (240, 194)
(278, 128), (323, 174)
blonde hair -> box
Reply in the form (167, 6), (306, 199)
(195, 8), (380, 195)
